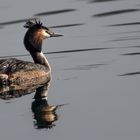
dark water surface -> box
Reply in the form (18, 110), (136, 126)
(0, 0), (140, 139)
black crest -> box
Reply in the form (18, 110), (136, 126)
(24, 18), (44, 52)
(24, 18), (43, 29)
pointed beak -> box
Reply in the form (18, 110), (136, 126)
(43, 26), (64, 38)
(50, 33), (64, 37)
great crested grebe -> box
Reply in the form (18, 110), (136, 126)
(0, 19), (63, 85)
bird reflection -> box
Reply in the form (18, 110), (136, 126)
(0, 83), (38, 100)
(0, 82), (66, 129)
(32, 83), (59, 129)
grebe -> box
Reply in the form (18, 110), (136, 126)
(0, 19), (63, 85)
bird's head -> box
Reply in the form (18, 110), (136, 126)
(24, 19), (63, 52)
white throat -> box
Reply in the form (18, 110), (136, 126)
(40, 52), (51, 70)
(30, 51), (51, 71)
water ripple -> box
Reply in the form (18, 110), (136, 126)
(90, 0), (118, 2)
(108, 36), (140, 42)
(107, 22), (140, 27)
(122, 52), (140, 56)
(78, 0), (118, 3)
(0, 9), (77, 27)
(34, 9), (77, 16)
(105, 30), (140, 36)
(49, 23), (85, 28)
(46, 47), (109, 54)
(0, 19), (83, 30)
(0, 48), (109, 59)
(63, 64), (106, 71)
(93, 9), (140, 17)
(119, 71), (140, 76)
(0, 18), (31, 26)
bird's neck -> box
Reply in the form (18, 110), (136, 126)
(30, 51), (51, 70)
(24, 30), (51, 70)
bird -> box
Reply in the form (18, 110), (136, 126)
(0, 19), (63, 85)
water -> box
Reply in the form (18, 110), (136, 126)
(0, 0), (140, 139)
